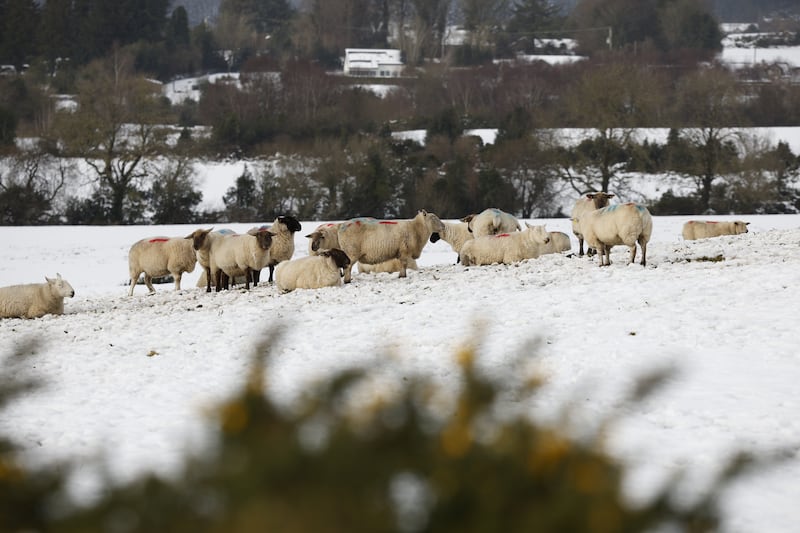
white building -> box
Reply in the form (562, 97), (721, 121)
(343, 49), (404, 77)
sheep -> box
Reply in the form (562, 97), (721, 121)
(209, 231), (274, 290)
(571, 192), (614, 256)
(306, 220), (413, 274)
(275, 248), (351, 293)
(429, 220), (473, 262)
(128, 236), (197, 296)
(540, 231), (572, 255)
(580, 202), (653, 267)
(682, 220), (749, 240)
(462, 208), (522, 237)
(248, 215), (302, 283)
(336, 210), (445, 283)
(0, 274), (75, 319)
(187, 228), (234, 293)
(459, 223), (551, 266)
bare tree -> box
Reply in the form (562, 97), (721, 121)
(56, 49), (168, 224)
(0, 150), (75, 224)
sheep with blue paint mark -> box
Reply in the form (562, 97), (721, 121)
(336, 210), (445, 283)
(580, 202), (653, 267)
(463, 208), (521, 237)
(571, 192), (614, 256)
(459, 223), (551, 266)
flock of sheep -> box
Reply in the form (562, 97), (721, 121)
(0, 194), (751, 320)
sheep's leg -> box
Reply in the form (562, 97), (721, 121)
(343, 261), (354, 283)
(205, 267), (212, 293)
(629, 244), (637, 265)
(268, 265), (276, 283)
(214, 270), (223, 292)
(128, 274), (139, 296)
(577, 236), (585, 256)
(245, 268), (252, 289)
(144, 274), (156, 293)
(639, 237), (647, 267)
(173, 272), (182, 291)
(252, 269), (260, 285)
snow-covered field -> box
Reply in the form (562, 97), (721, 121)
(1, 214), (799, 532)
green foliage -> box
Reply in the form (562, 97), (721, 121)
(1, 331), (764, 532)
(148, 158), (203, 224)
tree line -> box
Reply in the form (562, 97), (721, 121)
(1, 1), (799, 224)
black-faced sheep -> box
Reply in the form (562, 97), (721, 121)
(571, 192), (614, 256)
(248, 215), (302, 283)
(336, 210), (445, 283)
(128, 236), (197, 296)
(462, 208), (521, 237)
(275, 248), (351, 292)
(187, 228), (230, 293)
(0, 274), (75, 319)
(459, 223), (551, 266)
(580, 203), (653, 267)
(211, 231), (274, 290)
(682, 220), (749, 240)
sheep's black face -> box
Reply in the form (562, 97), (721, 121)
(256, 231), (273, 250)
(430, 232), (441, 243)
(325, 248), (351, 269)
(279, 215), (302, 233)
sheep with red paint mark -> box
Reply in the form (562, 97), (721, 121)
(579, 202), (653, 267)
(459, 223), (551, 266)
(275, 249), (351, 292)
(571, 192), (614, 256)
(128, 236), (197, 295)
(0, 274), (75, 319)
(462, 208), (521, 237)
(682, 220), (749, 240)
(336, 210), (445, 283)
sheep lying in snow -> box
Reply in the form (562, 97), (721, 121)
(459, 223), (551, 266)
(337, 210), (445, 283)
(128, 236), (197, 296)
(540, 231), (572, 255)
(579, 203), (653, 267)
(463, 208), (521, 237)
(275, 249), (351, 292)
(682, 220), (749, 240)
(430, 220), (473, 262)
(248, 215), (302, 283)
(0, 274), (75, 319)
(571, 192), (614, 256)
(210, 231), (274, 290)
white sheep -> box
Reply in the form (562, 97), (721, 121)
(248, 215), (302, 283)
(210, 231), (274, 290)
(682, 220), (749, 240)
(571, 192), (614, 256)
(459, 223), (551, 266)
(187, 228), (234, 292)
(429, 220), (473, 262)
(0, 274), (75, 319)
(306, 220), (413, 273)
(580, 202), (653, 267)
(463, 208), (522, 237)
(128, 236), (197, 296)
(275, 248), (351, 292)
(540, 231), (572, 255)
(358, 258), (418, 274)
(336, 210), (445, 283)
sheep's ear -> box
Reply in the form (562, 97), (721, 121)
(607, 193), (615, 198)
(45, 276), (53, 283)
(525, 222), (533, 229)
(305, 231), (319, 239)
(745, 222), (750, 226)
(461, 214), (474, 223)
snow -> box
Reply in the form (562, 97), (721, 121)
(1, 214), (800, 532)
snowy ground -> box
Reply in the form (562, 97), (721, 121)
(1, 214), (799, 531)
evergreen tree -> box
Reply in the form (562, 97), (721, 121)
(0, 0), (40, 69)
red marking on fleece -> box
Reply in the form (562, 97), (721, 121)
(379, 221), (398, 225)
(494, 233), (511, 238)
(149, 238), (169, 243)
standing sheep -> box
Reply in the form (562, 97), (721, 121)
(430, 220), (473, 262)
(337, 210), (445, 283)
(187, 228), (232, 293)
(0, 274), (75, 319)
(459, 223), (551, 266)
(682, 220), (749, 240)
(571, 192), (614, 256)
(275, 249), (351, 292)
(248, 215), (302, 283)
(306, 220), (413, 273)
(463, 208), (521, 237)
(580, 203), (653, 267)
(211, 231), (274, 290)
(128, 236), (197, 296)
